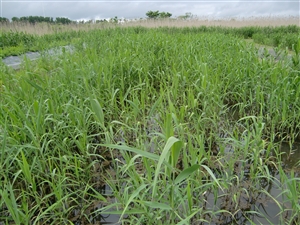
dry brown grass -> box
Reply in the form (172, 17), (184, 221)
(1, 16), (299, 35)
(124, 16), (299, 28)
(0, 22), (113, 35)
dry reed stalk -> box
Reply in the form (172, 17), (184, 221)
(1, 16), (299, 35)
(124, 16), (299, 28)
(0, 21), (113, 35)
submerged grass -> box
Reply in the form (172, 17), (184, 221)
(0, 26), (300, 224)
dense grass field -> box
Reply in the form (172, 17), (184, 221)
(1, 17), (300, 58)
(0, 24), (300, 224)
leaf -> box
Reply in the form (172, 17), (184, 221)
(201, 164), (223, 191)
(143, 201), (172, 210)
(176, 209), (201, 225)
(1, 184), (25, 224)
(103, 209), (145, 215)
(23, 78), (45, 93)
(164, 113), (174, 139)
(90, 98), (104, 127)
(19, 150), (31, 185)
(295, 38), (300, 55)
(102, 143), (160, 161)
(171, 139), (183, 169)
(120, 184), (147, 220)
(152, 136), (180, 199)
(174, 164), (200, 185)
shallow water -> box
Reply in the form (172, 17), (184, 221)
(280, 142), (300, 171)
(1, 45), (75, 70)
(72, 141), (299, 225)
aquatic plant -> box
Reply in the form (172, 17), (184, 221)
(0, 26), (299, 224)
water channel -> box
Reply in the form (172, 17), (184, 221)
(1, 45), (75, 70)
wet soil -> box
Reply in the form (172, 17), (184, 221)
(62, 140), (299, 225)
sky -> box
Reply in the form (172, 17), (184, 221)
(1, 0), (299, 21)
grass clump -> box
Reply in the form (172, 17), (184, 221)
(0, 30), (84, 58)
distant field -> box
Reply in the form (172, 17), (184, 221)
(1, 16), (299, 35)
(1, 17), (300, 59)
(125, 16), (300, 28)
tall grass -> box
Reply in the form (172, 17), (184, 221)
(0, 26), (299, 224)
(2, 20), (299, 58)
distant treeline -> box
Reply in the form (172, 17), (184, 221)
(0, 16), (75, 24)
(0, 16), (122, 24)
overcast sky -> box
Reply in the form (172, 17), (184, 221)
(1, 0), (299, 21)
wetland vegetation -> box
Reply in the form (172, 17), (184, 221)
(0, 21), (300, 224)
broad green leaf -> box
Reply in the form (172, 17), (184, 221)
(174, 164), (200, 185)
(90, 98), (104, 127)
(24, 78), (45, 93)
(171, 139), (183, 169)
(152, 136), (179, 199)
(143, 201), (172, 210)
(19, 150), (31, 184)
(102, 144), (160, 161)
(1, 184), (25, 224)
(201, 164), (223, 191)
(103, 209), (145, 215)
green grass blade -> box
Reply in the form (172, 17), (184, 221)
(201, 164), (223, 191)
(90, 98), (104, 128)
(170, 139), (183, 169)
(152, 136), (180, 199)
(23, 77), (45, 93)
(142, 201), (172, 210)
(102, 143), (160, 161)
(174, 164), (200, 185)
(120, 184), (147, 220)
(19, 150), (32, 185)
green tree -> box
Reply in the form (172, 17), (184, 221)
(0, 17), (9, 23)
(28, 16), (36, 24)
(11, 17), (20, 22)
(20, 16), (29, 22)
(146, 10), (172, 19)
(146, 10), (160, 19)
(159, 12), (172, 18)
(55, 17), (72, 24)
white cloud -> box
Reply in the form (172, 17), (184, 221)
(1, 1), (299, 20)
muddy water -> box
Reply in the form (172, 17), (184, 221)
(81, 141), (300, 225)
(201, 140), (299, 225)
(280, 142), (300, 171)
(204, 174), (293, 225)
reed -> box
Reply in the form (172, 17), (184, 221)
(0, 25), (299, 224)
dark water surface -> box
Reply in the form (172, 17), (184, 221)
(81, 141), (300, 225)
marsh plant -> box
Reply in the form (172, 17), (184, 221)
(0, 26), (299, 224)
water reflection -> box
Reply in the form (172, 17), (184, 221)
(280, 142), (300, 172)
(1, 45), (75, 70)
